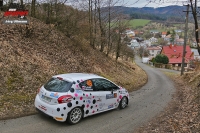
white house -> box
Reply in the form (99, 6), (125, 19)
(146, 46), (162, 57)
(149, 37), (158, 43)
(191, 48), (200, 60)
(161, 32), (167, 38)
(125, 30), (135, 38)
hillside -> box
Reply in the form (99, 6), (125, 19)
(104, 6), (186, 21)
(0, 17), (147, 119)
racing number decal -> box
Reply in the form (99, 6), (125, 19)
(86, 80), (92, 87)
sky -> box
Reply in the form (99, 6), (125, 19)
(121, 0), (188, 8)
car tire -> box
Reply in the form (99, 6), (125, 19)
(119, 96), (128, 109)
(67, 107), (83, 125)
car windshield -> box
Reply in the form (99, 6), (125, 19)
(44, 78), (72, 92)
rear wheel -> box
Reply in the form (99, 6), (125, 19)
(119, 96), (128, 109)
(67, 107), (83, 124)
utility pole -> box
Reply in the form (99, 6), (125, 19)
(181, 4), (189, 76)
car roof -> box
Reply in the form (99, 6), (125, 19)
(53, 73), (104, 82)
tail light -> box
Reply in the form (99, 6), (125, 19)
(58, 95), (73, 104)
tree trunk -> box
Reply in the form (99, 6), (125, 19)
(106, 0), (111, 56)
(93, 0), (97, 49)
(116, 29), (121, 61)
(31, 0), (36, 17)
(190, 0), (200, 55)
(97, 0), (105, 52)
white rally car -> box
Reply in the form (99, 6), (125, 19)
(35, 73), (129, 124)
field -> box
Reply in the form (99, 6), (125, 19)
(110, 19), (151, 29)
(128, 19), (151, 28)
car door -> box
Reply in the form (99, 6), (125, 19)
(79, 79), (103, 115)
(92, 78), (119, 111)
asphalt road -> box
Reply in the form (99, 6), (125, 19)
(0, 57), (176, 133)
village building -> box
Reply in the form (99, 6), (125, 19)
(161, 45), (194, 68)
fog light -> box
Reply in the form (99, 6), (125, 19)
(55, 117), (63, 121)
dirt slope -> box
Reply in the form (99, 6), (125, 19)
(0, 17), (147, 119)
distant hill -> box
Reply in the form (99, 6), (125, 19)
(103, 5), (186, 22)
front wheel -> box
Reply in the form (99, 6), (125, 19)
(67, 107), (83, 124)
(119, 96), (128, 109)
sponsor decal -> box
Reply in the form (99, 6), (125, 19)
(99, 103), (105, 110)
(75, 90), (82, 94)
(50, 92), (59, 98)
(106, 93), (117, 99)
(120, 91), (126, 94)
(108, 104), (114, 109)
(106, 94), (114, 99)
(96, 98), (102, 102)
(39, 105), (47, 111)
(86, 100), (91, 104)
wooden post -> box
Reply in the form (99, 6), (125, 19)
(181, 4), (189, 76)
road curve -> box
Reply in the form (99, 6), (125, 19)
(0, 57), (176, 133)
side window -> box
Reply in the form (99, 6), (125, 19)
(79, 79), (94, 91)
(92, 78), (119, 91)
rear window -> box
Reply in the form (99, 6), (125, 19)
(44, 78), (72, 92)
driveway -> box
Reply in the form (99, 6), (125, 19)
(0, 57), (176, 133)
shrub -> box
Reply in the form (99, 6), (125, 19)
(155, 54), (169, 64)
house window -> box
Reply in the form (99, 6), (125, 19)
(152, 50), (154, 52)
(151, 54), (154, 56)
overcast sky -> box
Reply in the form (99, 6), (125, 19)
(121, 0), (188, 8)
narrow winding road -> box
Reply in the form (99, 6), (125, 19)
(0, 57), (176, 133)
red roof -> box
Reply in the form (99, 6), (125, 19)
(161, 45), (194, 64)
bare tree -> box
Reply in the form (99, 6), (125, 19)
(97, 0), (106, 52)
(115, 14), (127, 61)
(31, 0), (36, 17)
(190, 0), (200, 55)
